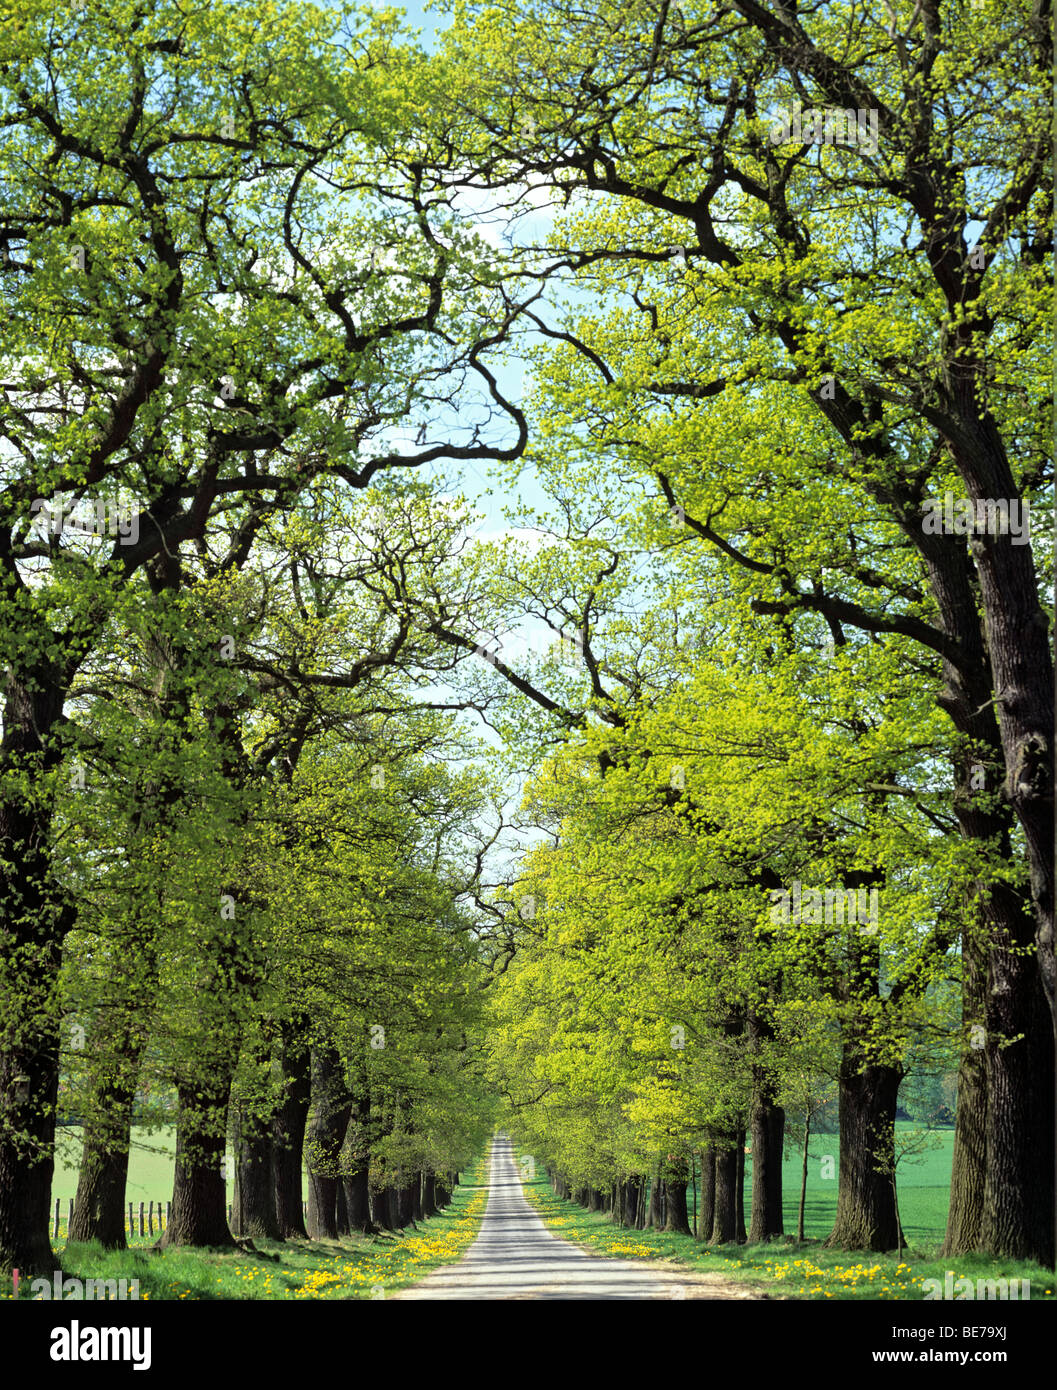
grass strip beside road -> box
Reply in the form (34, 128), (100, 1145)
(517, 1162), (1055, 1302)
(5, 1150), (490, 1302)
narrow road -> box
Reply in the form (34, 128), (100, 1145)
(393, 1134), (764, 1300)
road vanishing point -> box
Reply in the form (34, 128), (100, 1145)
(393, 1135), (768, 1300)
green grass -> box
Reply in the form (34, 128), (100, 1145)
(517, 1138), (1055, 1302)
(9, 1149), (490, 1300)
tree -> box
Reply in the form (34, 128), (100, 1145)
(0, 0), (525, 1274)
(425, 0), (1054, 1263)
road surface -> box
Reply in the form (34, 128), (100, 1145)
(393, 1134), (765, 1300)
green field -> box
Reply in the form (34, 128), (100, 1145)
(54, 1126), (181, 1210)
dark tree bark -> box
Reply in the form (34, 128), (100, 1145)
(343, 1165), (372, 1232)
(824, 1051), (904, 1252)
(421, 1172), (436, 1219)
(0, 677), (74, 1276)
(69, 1138), (131, 1252)
(613, 1181), (627, 1225)
(797, 1118), (811, 1244)
(663, 1165), (692, 1235)
(748, 1014), (785, 1242)
(159, 1076), (235, 1248)
(338, 1095), (373, 1234)
(631, 1175), (645, 1228)
(711, 1142), (738, 1244)
(234, 1122), (280, 1241)
(411, 1174), (424, 1223)
(735, 1130), (747, 1243)
(371, 1186), (397, 1230)
(397, 1178), (416, 1228)
(944, 927), (988, 1256)
(68, 1072), (137, 1251)
(648, 1156), (664, 1229)
(698, 1147), (716, 1241)
(947, 732), (1055, 1265)
(305, 1046), (351, 1240)
(271, 1025), (311, 1239)
(981, 966), (1054, 1264)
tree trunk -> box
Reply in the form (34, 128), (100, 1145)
(735, 1130), (747, 1243)
(343, 1165), (372, 1232)
(159, 1077), (235, 1248)
(711, 1142), (738, 1244)
(0, 681), (73, 1277)
(944, 926), (988, 1256)
(305, 1046), (351, 1240)
(929, 559), (1055, 1257)
(397, 1178), (416, 1228)
(227, 1079), (278, 1243)
(421, 1172), (436, 1219)
(953, 455), (1055, 1035)
(663, 1170), (692, 1235)
(748, 1014), (785, 1242)
(981, 961), (1055, 1264)
(69, 1138), (131, 1252)
(748, 1099), (785, 1242)
(824, 1051), (904, 1252)
(648, 1156), (664, 1228)
(797, 1117), (810, 1243)
(371, 1186), (396, 1230)
(271, 1026), (311, 1239)
(698, 1148), (716, 1241)
(234, 1120), (280, 1241)
(68, 1073), (138, 1250)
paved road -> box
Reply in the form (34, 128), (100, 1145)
(393, 1134), (762, 1300)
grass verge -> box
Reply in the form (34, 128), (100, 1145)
(5, 1149), (490, 1302)
(517, 1163), (1055, 1302)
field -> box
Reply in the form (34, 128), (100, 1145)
(53, 1125), (180, 1211)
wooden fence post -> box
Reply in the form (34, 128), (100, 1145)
(138, 1201), (145, 1236)
(128, 1202), (134, 1237)
(53, 1199), (60, 1239)
(148, 1200), (154, 1235)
